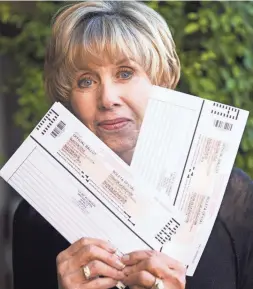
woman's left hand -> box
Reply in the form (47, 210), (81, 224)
(121, 250), (186, 289)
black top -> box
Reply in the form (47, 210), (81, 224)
(13, 168), (253, 289)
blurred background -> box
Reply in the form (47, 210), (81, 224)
(0, 1), (253, 288)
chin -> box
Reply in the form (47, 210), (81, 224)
(107, 142), (133, 154)
(104, 136), (137, 159)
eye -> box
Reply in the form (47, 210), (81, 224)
(77, 76), (94, 88)
(117, 69), (133, 80)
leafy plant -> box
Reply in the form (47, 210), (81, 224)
(0, 1), (252, 177)
(155, 1), (253, 175)
(0, 1), (61, 135)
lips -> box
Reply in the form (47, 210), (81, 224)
(98, 118), (130, 131)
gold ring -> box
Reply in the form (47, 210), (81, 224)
(82, 265), (91, 280)
(151, 278), (164, 289)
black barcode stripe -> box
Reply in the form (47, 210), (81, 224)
(214, 119), (233, 131)
(51, 121), (66, 138)
(236, 110), (240, 120)
(57, 121), (65, 130)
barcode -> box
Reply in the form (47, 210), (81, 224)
(51, 121), (66, 138)
(155, 218), (180, 245)
(214, 119), (233, 131)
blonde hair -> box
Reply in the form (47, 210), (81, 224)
(44, 0), (180, 103)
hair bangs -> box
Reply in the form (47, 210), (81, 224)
(45, 1), (180, 103)
(65, 15), (155, 76)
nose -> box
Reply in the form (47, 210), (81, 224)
(97, 82), (122, 110)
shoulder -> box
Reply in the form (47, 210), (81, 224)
(219, 167), (253, 229)
(187, 168), (253, 289)
(14, 199), (42, 225)
(12, 200), (70, 289)
(13, 199), (70, 252)
(217, 168), (253, 288)
(14, 199), (53, 234)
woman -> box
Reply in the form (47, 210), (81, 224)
(13, 1), (253, 289)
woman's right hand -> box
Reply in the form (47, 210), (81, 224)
(57, 237), (126, 289)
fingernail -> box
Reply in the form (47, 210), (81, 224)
(121, 254), (130, 263)
(116, 259), (126, 269)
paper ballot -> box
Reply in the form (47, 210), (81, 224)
(0, 102), (186, 262)
(131, 85), (249, 275)
(0, 86), (248, 277)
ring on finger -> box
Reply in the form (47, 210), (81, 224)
(151, 277), (164, 289)
(82, 265), (91, 280)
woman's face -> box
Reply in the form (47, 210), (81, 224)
(70, 56), (152, 164)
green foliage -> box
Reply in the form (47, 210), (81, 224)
(0, 1), (62, 134)
(151, 1), (253, 177)
(0, 1), (252, 177)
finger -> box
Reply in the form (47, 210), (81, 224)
(67, 245), (125, 272)
(123, 256), (186, 283)
(60, 267), (120, 289)
(122, 250), (183, 270)
(123, 270), (155, 288)
(123, 256), (167, 278)
(59, 267), (88, 287)
(131, 286), (146, 289)
(85, 260), (125, 280)
(80, 277), (119, 289)
(161, 269), (186, 289)
(57, 237), (116, 263)
(124, 265), (186, 289)
(156, 252), (185, 271)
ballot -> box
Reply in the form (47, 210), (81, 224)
(0, 86), (248, 277)
(131, 85), (249, 275)
(0, 101), (186, 264)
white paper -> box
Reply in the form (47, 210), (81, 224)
(131, 85), (249, 275)
(0, 101), (187, 264)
